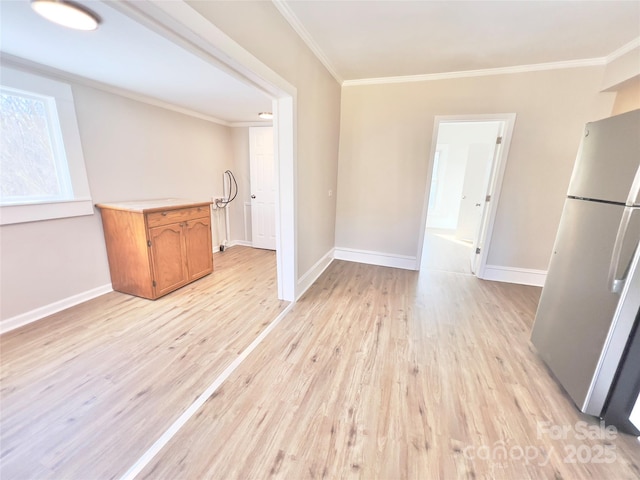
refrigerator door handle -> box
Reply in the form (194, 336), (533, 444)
(609, 207), (637, 294)
(628, 166), (640, 207)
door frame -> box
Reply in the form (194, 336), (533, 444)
(416, 113), (516, 278)
(112, 0), (297, 301)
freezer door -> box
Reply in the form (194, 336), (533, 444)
(567, 109), (640, 205)
(531, 199), (627, 415)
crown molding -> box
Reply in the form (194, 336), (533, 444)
(229, 121), (274, 128)
(271, 1), (639, 88)
(606, 36), (640, 63)
(271, 0), (343, 85)
(343, 57), (608, 86)
(0, 53), (231, 126)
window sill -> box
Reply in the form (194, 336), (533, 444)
(0, 199), (94, 225)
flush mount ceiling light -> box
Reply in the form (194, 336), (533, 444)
(258, 112), (274, 120)
(31, 0), (101, 31)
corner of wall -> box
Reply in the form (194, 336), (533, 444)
(602, 45), (640, 92)
(611, 76), (640, 115)
(296, 248), (335, 300)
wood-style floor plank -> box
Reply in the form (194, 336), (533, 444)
(2, 244), (639, 479)
(138, 261), (640, 480)
(0, 246), (286, 479)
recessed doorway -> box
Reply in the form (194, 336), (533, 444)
(419, 114), (516, 276)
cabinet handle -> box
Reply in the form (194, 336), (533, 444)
(161, 212), (167, 216)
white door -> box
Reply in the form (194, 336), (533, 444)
(456, 144), (494, 242)
(250, 127), (276, 250)
(420, 115), (515, 277)
(469, 132), (505, 274)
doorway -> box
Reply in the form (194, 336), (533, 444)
(419, 114), (516, 277)
(110, 2), (298, 302)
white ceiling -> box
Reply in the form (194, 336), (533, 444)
(0, 0), (273, 124)
(1, 1), (638, 123)
(278, 0), (640, 82)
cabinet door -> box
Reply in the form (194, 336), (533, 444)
(149, 223), (188, 297)
(184, 217), (213, 281)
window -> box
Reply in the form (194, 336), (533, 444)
(0, 65), (93, 225)
(1, 87), (73, 204)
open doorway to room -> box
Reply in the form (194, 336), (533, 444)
(419, 115), (515, 277)
(91, 1), (298, 302)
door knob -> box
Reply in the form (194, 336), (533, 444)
(251, 194), (256, 199)
(475, 203), (481, 207)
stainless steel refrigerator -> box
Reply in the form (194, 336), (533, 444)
(531, 109), (640, 418)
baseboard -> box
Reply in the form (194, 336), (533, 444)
(480, 265), (547, 287)
(1, 284), (113, 335)
(296, 248), (335, 300)
(225, 240), (252, 248)
(333, 247), (418, 270)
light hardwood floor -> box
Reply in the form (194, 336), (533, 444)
(421, 228), (473, 275)
(1, 246), (639, 479)
(0, 247), (287, 479)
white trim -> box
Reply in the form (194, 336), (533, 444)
(606, 37), (640, 63)
(0, 199), (94, 225)
(119, 301), (295, 480)
(270, 0), (639, 89)
(113, 1), (296, 98)
(334, 247), (417, 270)
(0, 284), (113, 335)
(271, 0), (343, 85)
(243, 201), (251, 243)
(230, 121), (273, 128)
(273, 95), (297, 301)
(480, 265), (547, 287)
(473, 115), (516, 279)
(296, 248), (334, 300)
(227, 240), (252, 248)
(343, 58), (605, 86)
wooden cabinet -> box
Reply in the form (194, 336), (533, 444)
(96, 199), (213, 299)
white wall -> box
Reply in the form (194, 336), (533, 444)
(0, 81), (235, 324)
(336, 67), (615, 271)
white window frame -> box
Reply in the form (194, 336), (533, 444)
(0, 65), (93, 225)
